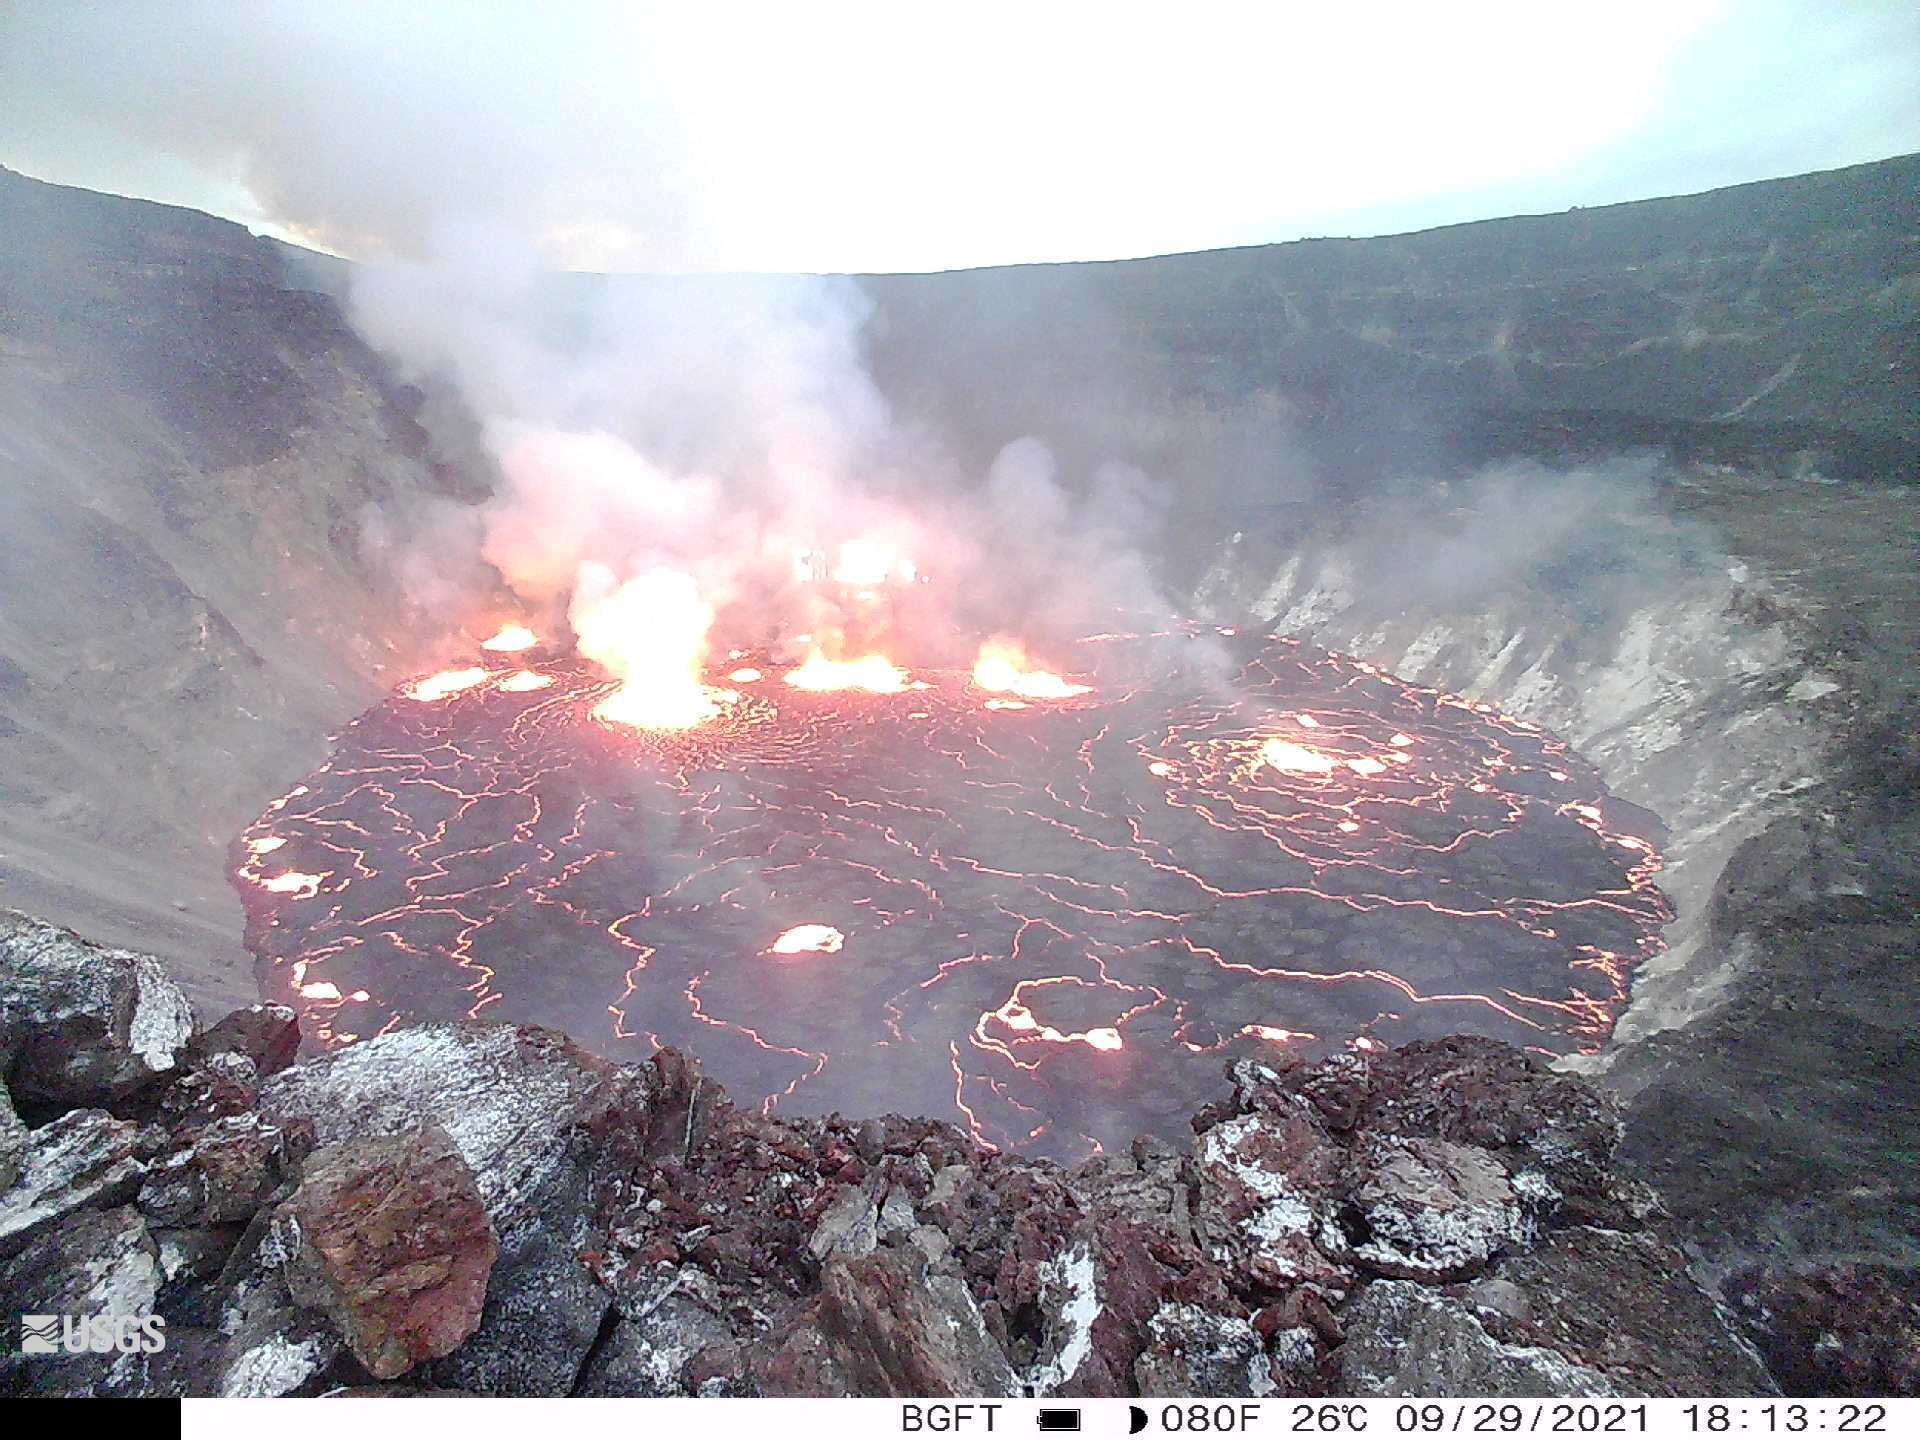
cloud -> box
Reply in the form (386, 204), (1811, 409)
(5, 2), (1916, 272)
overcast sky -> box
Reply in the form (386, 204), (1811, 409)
(3, 0), (1916, 273)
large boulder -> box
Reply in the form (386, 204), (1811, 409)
(260, 1025), (636, 1394)
(0, 910), (195, 1111)
(280, 1125), (498, 1380)
(257, 1022), (620, 1229)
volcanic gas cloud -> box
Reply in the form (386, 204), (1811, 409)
(235, 573), (1669, 1160)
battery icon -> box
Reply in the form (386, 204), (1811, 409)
(1036, 1411), (1082, 1433)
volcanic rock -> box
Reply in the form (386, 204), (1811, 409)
(1191, 1101), (1347, 1294)
(209, 1204), (345, 1397)
(0, 921), (1819, 1398)
(1134, 1302), (1274, 1397)
(1726, 1262), (1920, 1397)
(280, 1125), (498, 1380)
(0, 910), (195, 1111)
(1339, 1281), (1615, 1397)
(139, 1110), (304, 1226)
(423, 1120), (613, 1398)
(258, 1021), (620, 1230)
(0, 1084), (26, 1190)
(753, 1247), (1018, 1397)
(1484, 1227), (1774, 1396)
(576, 1279), (736, 1397)
(0, 1205), (161, 1397)
(808, 1185), (879, 1263)
(0, 1106), (145, 1257)
(1346, 1135), (1528, 1281)
(190, 1003), (301, 1077)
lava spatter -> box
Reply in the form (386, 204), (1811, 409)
(233, 626), (1670, 1162)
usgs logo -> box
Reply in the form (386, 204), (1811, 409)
(19, 1314), (167, 1356)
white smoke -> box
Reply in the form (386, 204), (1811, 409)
(343, 223), (1184, 695)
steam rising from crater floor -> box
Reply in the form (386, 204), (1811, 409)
(234, 624), (1670, 1161)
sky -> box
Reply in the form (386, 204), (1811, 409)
(2, 0), (1917, 274)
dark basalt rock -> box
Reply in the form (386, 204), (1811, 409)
(0, 1205), (162, 1397)
(189, 1003), (301, 1078)
(0, 927), (1827, 1398)
(0, 1106), (145, 1258)
(0, 910), (195, 1113)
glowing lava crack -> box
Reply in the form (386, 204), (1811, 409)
(234, 626), (1670, 1161)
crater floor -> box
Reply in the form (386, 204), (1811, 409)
(235, 627), (1669, 1160)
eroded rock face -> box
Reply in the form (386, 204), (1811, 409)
(0, 928), (1820, 1399)
(280, 1126), (498, 1380)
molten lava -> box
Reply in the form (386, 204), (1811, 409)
(770, 924), (845, 956)
(480, 624), (538, 653)
(783, 651), (911, 694)
(406, 667), (489, 702)
(1259, 737), (1336, 774)
(574, 564), (718, 730)
(235, 624), (1670, 1161)
(972, 638), (1093, 700)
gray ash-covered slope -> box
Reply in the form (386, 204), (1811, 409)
(0, 165), (484, 999)
(1, 913), (1822, 1399)
(860, 153), (1920, 491)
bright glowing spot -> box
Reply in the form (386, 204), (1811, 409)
(832, 538), (916, 587)
(575, 564), (718, 730)
(246, 836), (286, 856)
(770, 923), (845, 956)
(480, 624), (537, 652)
(985, 698), (1029, 711)
(1243, 1024), (1312, 1044)
(260, 871), (325, 899)
(1148, 761), (1174, 777)
(1550, 770), (1571, 782)
(299, 981), (342, 1001)
(728, 667), (764, 683)
(406, 667), (488, 702)
(1297, 713), (1321, 728)
(1083, 1027), (1124, 1052)
(1390, 733), (1415, 747)
(972, 638), (1091, 699)
(496, 670), (555, 693)
(784, 651), (910, 694)
(1338, 820), (1360, 833)
(1260, 738), (1335, 775)
(1347, 756), (1388, 776)
(1353, 1035), (1382, 1052)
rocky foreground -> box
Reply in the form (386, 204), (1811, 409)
(0, 911), (1908, 1399)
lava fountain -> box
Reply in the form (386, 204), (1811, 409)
(234, 624), (1669, 1161)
